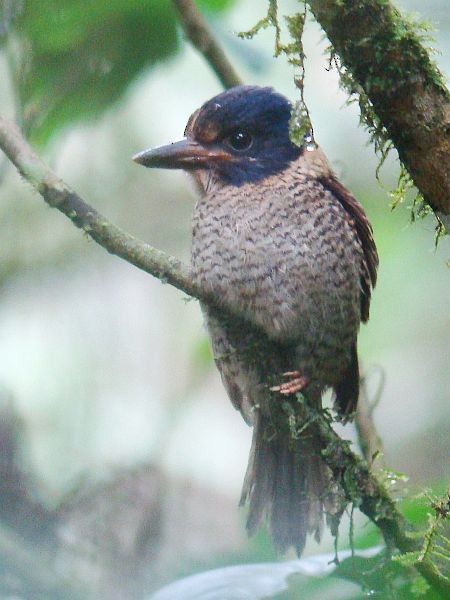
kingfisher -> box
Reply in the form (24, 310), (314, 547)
(134, 85), (378, 554)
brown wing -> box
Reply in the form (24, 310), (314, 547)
(320, 174), (379, 322)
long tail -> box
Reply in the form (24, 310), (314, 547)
(239, 402), (333, 555)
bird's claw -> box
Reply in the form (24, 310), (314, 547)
(270, 372), (309, 395)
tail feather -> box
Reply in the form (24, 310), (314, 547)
(240, 414), (274, 533)
(240, 407), (331, 555)
(334, 343), (359, 419)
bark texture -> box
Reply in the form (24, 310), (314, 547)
(306, 0), (450, 218)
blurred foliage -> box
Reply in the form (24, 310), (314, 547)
(161, 488), (449, 599)
(0, 0), (234, 145)
(283, 488), (449, 599)
(0, 1), (448, 598)
(332, 554), (434, 600)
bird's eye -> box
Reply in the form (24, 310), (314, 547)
(227, 130), (253, 152)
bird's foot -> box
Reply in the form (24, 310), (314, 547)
(270, 371), (309, 396)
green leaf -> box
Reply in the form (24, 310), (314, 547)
(2, 0), (234, 145)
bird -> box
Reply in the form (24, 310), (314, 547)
(133, 85), (378, 555)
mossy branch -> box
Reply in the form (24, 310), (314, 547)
(0, 114), (448, 595)
(304, 0), (450, 226)
(303, 400), (449, 595)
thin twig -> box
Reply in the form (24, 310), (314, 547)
(355, 366), (385, 466)
(172, 0), (242, 88)
(0, 116), (448, 596)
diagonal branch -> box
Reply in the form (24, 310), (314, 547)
(172, 0), (242, 88)
(309, 402), (449, 596)
(0, 116), (200, 301)
(305, 0), (450, 222)
(0, 115), (448, 596)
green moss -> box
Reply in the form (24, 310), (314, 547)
(320, 2), (448, 97)
(283, 10), (316, 149)
(241, 2), (448, 241)
(389, 165), (447, 245)
(321, 5), (448, 242)
(415, 491), (450, 578)
(237, 0), (279, 43)
(239, 2), (314, 148)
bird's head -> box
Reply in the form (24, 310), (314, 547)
(133, 85), (304, 187)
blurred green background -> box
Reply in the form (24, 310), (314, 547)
(0, 0), (448, 598)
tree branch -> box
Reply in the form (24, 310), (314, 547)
(309, 402), (449, 596)
(171, 0), (242, 88)
(305, 0), (450, 222)
(0, 115), (448, 595)
(0, 116), (202, 301)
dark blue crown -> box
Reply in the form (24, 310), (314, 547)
(192, 86), (302, 186)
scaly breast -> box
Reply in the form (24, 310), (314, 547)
(191, 180), (361, 347)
